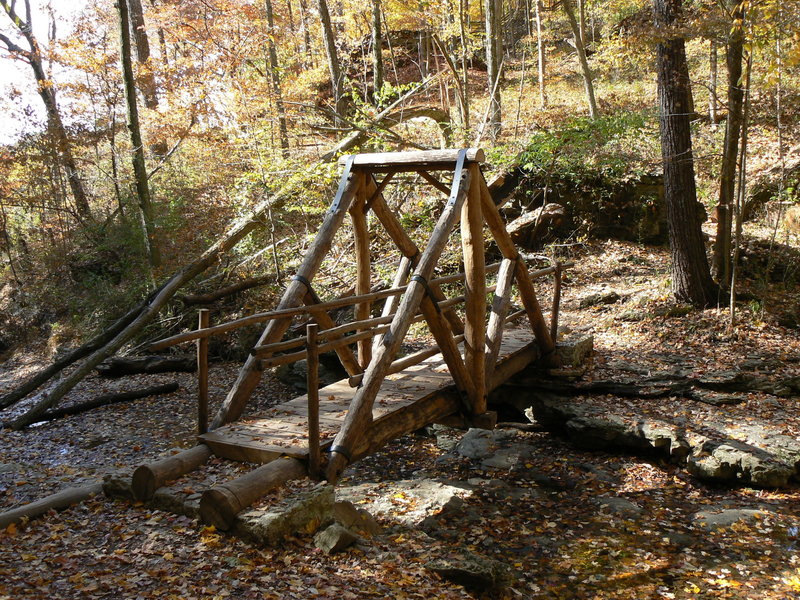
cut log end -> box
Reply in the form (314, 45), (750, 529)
(130, 445), (212, 501)
(131, 466), (158, 502)
(199, 487), (240, 531)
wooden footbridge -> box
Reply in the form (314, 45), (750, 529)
(132, 149), (568, 531)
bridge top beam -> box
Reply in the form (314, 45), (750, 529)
(339, 148), (485, 172)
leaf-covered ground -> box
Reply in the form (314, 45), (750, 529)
(2, 233), (800, 599)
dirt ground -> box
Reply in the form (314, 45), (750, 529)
(1, 234), (800, 599)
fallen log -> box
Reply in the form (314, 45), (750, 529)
(199, 457), (307, 530)
(0, 483), (104, 529)
(96, 356), (195, 377)
(177, 274), (275, 306)
(132, 444), (213, 501)
(0, 297), (152, 410)
(19, 382), (180, 426)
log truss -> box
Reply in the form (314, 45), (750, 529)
(214, 148), (557, 480)
(146, 148), (564, 493)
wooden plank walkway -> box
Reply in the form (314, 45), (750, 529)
(200, 329), (535, 464)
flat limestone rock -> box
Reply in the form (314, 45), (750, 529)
(337, 479), (473, 528)
(510, 393), (800, 488)
(235, 484), (334, 546)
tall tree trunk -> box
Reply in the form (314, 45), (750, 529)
(127, 0), (158, 109)
(459, 0), (471, 137)
(535, 0), (546, 108)
(708, 38), (718, 123)
(118, 0), (161, 269)
(372, 0), (384, 100)
(577, 0), (587, 48)
(0, 0), (91, 218)
(485, 0), (502, 139)
(655, 0), (717, 306)
(711, 3), (745, 286)
(317, 0), (346, 125)
(297, 0), (313, 63)
(265, 0), (290, 156)
(563, 0), (597, 119)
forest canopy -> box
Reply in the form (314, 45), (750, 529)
(0, 0), (798, 349)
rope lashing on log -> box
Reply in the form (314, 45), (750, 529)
(328, 444), (352, 463)
(410, 274), (443, 315)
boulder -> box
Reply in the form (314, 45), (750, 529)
(508, 393), (800, 488)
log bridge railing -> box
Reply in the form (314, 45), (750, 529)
(135, 148), (573, 515)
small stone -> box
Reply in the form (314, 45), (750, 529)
(596, 496), (643, 517)
(555, 334), (594, 367)
(579, 290), (621, 308)
(692, 508), (772, 530)
(455, 429), (495, 460)
(314, 523), (358, 554)
(101, 471), (134, 501)
(425, 553), (512, 591)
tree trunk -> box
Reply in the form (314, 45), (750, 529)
(459, 0), (470, 137)
(372, 0), (384, 100)
(708, 39), (718, 123)
(485, 0), (502, 139)
(297, 0), (313, 63)
(0, 484), (104, 529)
(535, 0), (547, 108)
(0, 0), (91, 218)
(265, 0), (290, 156)
(655, 0), (717, 306)
(127, 0), (158, 109)
(563, 0), (597, 119)
(712, 5), (745, 286)
(317, 0), (346, 125)
(118, 0), (161, 269)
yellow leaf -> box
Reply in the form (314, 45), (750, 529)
(5, 522), (17, 536)
(163, 552), (174, 560)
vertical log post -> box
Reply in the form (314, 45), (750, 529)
(197, 308), (210, 434)
(550, 262), (562, 342)
(484, 257), (516, 384)
(306, 323), (321, 479)
(462, 164), (487, 416)
(351, 191), (372, 368)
